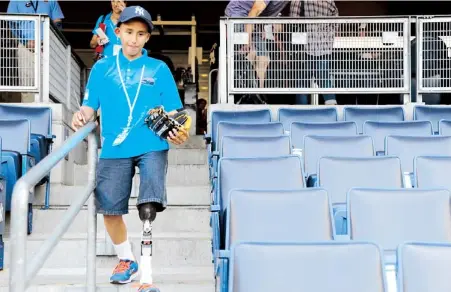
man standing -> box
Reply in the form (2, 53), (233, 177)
(7, 0), (64, 102)
(90, 0), (127, 60)
(225, 0), (288, 88)
(72, 6), (188, 292)
(290, 0), (338, 105)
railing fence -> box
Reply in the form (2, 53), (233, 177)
(219, 15), (451, 105)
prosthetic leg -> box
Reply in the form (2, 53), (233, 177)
(138, 203), (160, 292)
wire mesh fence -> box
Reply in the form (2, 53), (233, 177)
(417, 17), (451, 95)
(0, 14), (40, 91)
(226, 17), (411, 95)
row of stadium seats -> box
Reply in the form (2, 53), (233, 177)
(206, 107), (451, 292)
(225, 241), (451, 292)
(0, 104), (54, 269)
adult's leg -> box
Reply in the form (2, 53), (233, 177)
(17, 43), (36, 102)
(95, 157), (138, 284)
(135, 150), (168, 291)
(317, 57), (337, 105)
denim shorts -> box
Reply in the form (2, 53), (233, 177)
(94, 150), (168, 215)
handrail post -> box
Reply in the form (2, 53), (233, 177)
(9, 181), (30, 292)
(86, 132), (98, 291)
(9, 122), (97, 292)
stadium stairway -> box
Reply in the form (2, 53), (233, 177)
(0, 135), (213, 291)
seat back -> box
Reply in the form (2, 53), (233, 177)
(363, 121), (433, 154)
(348, 188), (451, 253)
(415, 156), (451, 189)
(226, 189), (334, 248)
(0, 105), (51, 137)
(398, 243), (451, 292)
(414, 105), (451, 133)
(0, 119), (30, 154)
(229, 241), (387, 292)
(343, 106), (405, 134)
(221, 135), (290, 158)
(290, 121), (358, 150)
(278, 107), (338, 131)
(217, 122), (284, 154)
(439, 119), (451, 136)
(219, 156), (305, 212)
(211, 109), (272, 149)
(318, 156), (402, 205)
(385, 136), (451, 173)
(303, 135), (374, 176)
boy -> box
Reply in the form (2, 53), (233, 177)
(72, 6), (189, 292)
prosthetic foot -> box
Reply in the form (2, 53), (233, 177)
(138, 203), (160, 292)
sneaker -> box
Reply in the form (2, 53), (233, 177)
(110, 259), (139, 284)
(325, 99), (338, 105)
(138, 284), (160, 292)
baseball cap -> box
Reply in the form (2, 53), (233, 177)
(117, 6), (153, 32)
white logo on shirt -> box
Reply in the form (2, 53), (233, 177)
(135, 7), (145, 16)
(83, 89), (89, 101)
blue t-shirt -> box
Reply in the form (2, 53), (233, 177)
(92, 12), (122, 59)
(7, 0), (64, 42)
(82, 48), (183, 159)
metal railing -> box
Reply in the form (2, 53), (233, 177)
(416, 16), (451, 103)
(9, 122), (98, 292)
(218, 16), (417, 104)
(0, 13), (87, 112)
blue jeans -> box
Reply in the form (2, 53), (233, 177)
(295, 58), (336, 104)
(94, 150), (168, 215)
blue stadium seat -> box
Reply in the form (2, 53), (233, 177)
(0, 138), (6, 270)
(0, 119), (35, 235)
(318, 156), (403, 235)
(414, 156), (451, 189)
(215, 189), (335, 290)
(343, 106), (405, 134)
(397, 243), (451, 292)
(207, 109), (272, 151)
(211, 156), (305, 252)
(0, 104), (54, 209)
(278, 107), (338, 132)
(0, 105), (53, 164)
(220, 135), (290, 158)
(348, 188), (451, 264)
(210, 122), (284, 180)
(290, 121), (358, 155)
(363, 121), (433, 155)
(385, 136), (451, 187)
(226, 241), (387, 292)
(438, 119), (451, 135)
(414, 105), (451, 134)
(303, 135), (374, 186)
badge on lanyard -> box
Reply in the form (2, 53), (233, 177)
(113, 45), (121, 56)
(112, 53), (146, 146)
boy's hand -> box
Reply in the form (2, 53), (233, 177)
(71, 110), (87, 131)
(167, 127), (189, 145)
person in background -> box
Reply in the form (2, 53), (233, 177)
(225, 0), (289, 88)
(90, 0), (127, 60)
(7, 0), (64, 102)
(290, 0), (338, 105)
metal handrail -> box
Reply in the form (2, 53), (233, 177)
(209, 68), (218, 105)
(9, 122), (98, 292)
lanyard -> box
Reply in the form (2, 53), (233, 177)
(116, 52), (145, 122)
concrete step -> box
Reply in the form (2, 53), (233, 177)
(33, 185), (211, 207)
(3, 232), (212, 270)
(6, 207), (210, 236)
(73, 163), (209, 187)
